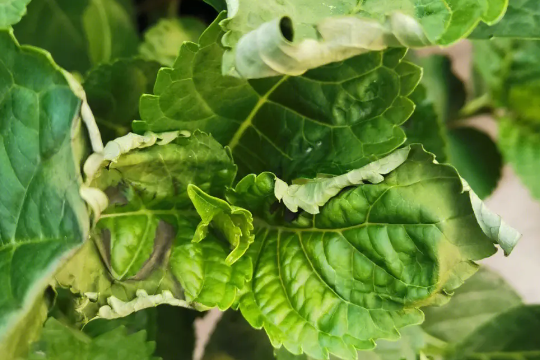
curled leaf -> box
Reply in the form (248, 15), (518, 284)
(275, 147), (410, 214)
(188, 185), (254, 265)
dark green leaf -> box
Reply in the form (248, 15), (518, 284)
(84, 59), (160, 143)
(0, 29), (89, 359)
(447, 127), (502, 199)
(403, 84), (449, 162)
(13, 0), (139, 73)
(138, 14), (420, 180)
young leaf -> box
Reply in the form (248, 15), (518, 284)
(0, 0), (31, 28)
(422, 267), (521, 345)
(232, 145), (519, 360)
(450, 305), (540, 360)
(84, 59), (160, 143)
(13, 0), (139, 73)
(0, 30), (89, 359)
(26, 318), (156, 360)
(188, 185), (254, 265)
(219, 0), (507, 77)
(138, 14), (421, 180)
(470, 0), (540, 40)
(139, 18), (206, 67)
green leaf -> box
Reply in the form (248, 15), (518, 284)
(415, 55), (466, 124)
(84, 59), (160, 143)
(274, 147), (410, 214)
(0, 30), (89, 359)
(139, 17), (207, 67)
(404, 54), (501, 198)
(498, 117), (540, 199)
(220, 0), (507, 78)
(55, 132), (250, 319)
(188, 185), (254, 265)
(422, 267), (521, 345)
(138, 14), (420, 180)
(402, 84), (449, 162)
(26, 318), (156, 360)
(153, 305), (198, 360)
(447, 127), (502, 199)
(472, 39), (540, 120)
(0, 0), (31, 28)
(204, 311), (429, 360)
(232, 145), (518, 360)
(203, 311), (275, 360)
(203, 0), (226, 12)
(94, 131), (237, 207)
(451, 305), (540, 360)
(13, 0), (139, 73)
(470, 0), (540, 40)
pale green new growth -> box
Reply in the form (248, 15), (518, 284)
(0, 0), (31, 29)
(139, 17), (206, 67)
(188, 185), (255, 265)
(98, 290), (190, 320)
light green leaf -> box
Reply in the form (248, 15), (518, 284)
(472, 39), (540, 120)
(55, 132), (249, 319)
(13, 0), (138, 73)
(138, 14), (420, 180)
(274, 147), (410, 214)
(204, 311), (430, 360)
(0, 0), (31, 28)
(232, 145), (518, 360)
(26, 318), (156, 360)
(188, 185), (254, 265)
(450, 305), (540, 360)
(220, 0), (506, 78)
(422, 267), (521, 345)
(139, 17), (206, 67)
(0, 30), (89, 359)
(447, 127), (502, 199)
(84, 59), (160, 143)
(470, 0), (540, 39)
(93, 131), (237, 207)
(498, 117), (540, 199)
